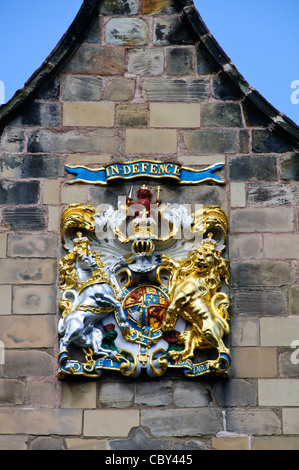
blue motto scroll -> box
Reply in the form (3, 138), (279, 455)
(65, 160), (225, 185)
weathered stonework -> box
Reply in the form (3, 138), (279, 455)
(0, 0), (298, 451)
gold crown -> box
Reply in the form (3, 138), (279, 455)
(132, 239), (154, 256)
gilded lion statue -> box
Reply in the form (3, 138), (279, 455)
(161, 234), (230, 364)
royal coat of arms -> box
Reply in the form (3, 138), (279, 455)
(58, 184), (230, 379)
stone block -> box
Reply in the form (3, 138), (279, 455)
(258, 379), (299, 406)
(260, 317), (299, 346)
(61, 184), (88, 204)
(230, 318), (259, 347)
(26, 382), (57, 407)
(66, 438), (107, 450)
(0, 181), (40, 204)
(103, 77), (135, 100)
(154, 17), (194, 45)
(99, 382), (134, 408)
(166, 47), (195, 75)
(230, 208), (294, 232)
(29, 437), (65, 450)
(230, 261), (294, 287)
(66, 154), (111, 166)
(136, 381), (172, 406)
(48, 206), (60, 231)
(2, 207), (46, 231)
(8, 234), (58, 258)
(242, 100), (268, 127)
(280, 153), (299, 180)
(183, 129), (237, 154)
(28, 129), (122, 154)
(180, 154), (224, 166)
(279, 350), (299, 378)
(12, 102), (61, 127)
(61, 381), (97, 409)
(66, 45), (125, 75)
(226, 409), (281, 435)
(127, 48), (164, 76)
(38, 77), (60, 100)
(289, 287), (299, 315)
(173, 381), (211, 407)
(0, 154), (64, 178)
(264, 234), (299, 259)
(84, 410), (139, 437)
(231, 347), (277, 378)
(239, 129), (250, 153)
(1, 128), (25, 152)
(0, 259), (56, 284)
(63, 76), (102, 101)
(126, 129), (177, 153)
(100, 0), (139, 14)
(283, 409), (299, 434)
(12, 285), (57, 314)
(0, 408), (82, 435)
(142, 78), (210, 102)
(141, 408), (223, 436)
(0, 233), (6, 258)
(0, 285), (11, 315)
(116, 104), (148, 127)
(212, 73), (243, 100)
(197, 44), (217, 75)
(172, 440), (207, 450)
(231, 289), (287, 316)
(248, 183), (299, 206)
(150, 103), (201, 128)
(106, 18), (149, 45)
(0, 379), (25, 405)
(252, 129), (293, 153)
(43, 180), (61, 204)
(108, 427), (178, 451)
(212, 436), (249, 450)
(202, 103), (242, 127)
(2, 350), (53, 378)
(84, 17), (100, 45)
(252, 436), (299, 450)
(228, 155), (277, 180)
(230, 182), (246, 208)
(0, 315), (55, 348)
(229, 234), (263, 258)
(63, 102), (114, 127)
(0, 436), (28, 450)
(214, 379), (256, 407)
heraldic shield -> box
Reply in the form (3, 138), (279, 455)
(57, 185), (231, 379)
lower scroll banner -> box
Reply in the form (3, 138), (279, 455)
(57, 185), (230, 379)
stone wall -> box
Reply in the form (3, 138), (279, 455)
(0, 0), (298, 450)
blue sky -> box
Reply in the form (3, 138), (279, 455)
(0, 0), (298, 124)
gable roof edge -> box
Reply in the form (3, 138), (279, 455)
(0, 0), (102, 128)
(180, 3), (299, 144)
(0, 0), (298, 145)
